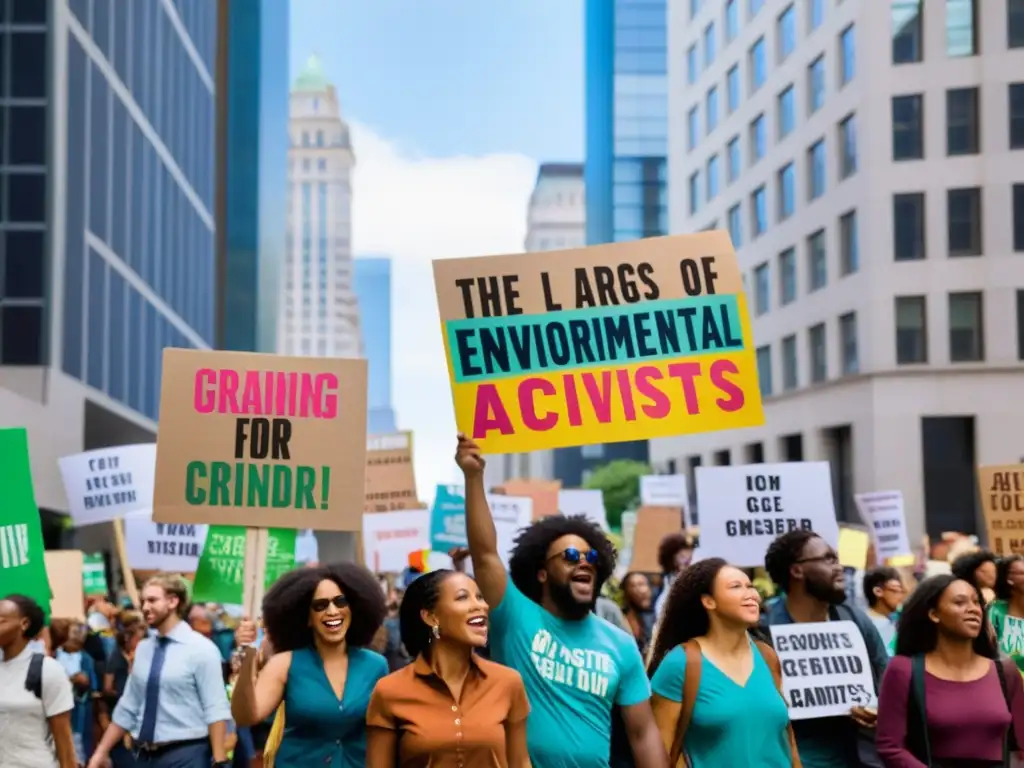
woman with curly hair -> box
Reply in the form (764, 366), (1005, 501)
(989, 555), (1024, 674)
(648, 558), (800, 767)
(365, 569), (530, 767)
(230, 562), (388, 767)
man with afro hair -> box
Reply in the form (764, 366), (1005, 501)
(455, 434), (667, 768)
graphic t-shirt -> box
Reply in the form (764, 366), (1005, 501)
(988, 599), (1024, 674)
(489, 580), (651, 768)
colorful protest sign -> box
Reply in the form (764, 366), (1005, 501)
(44, 550), (86, 621)
(695, 462), (839, 567)
(838, 527), (870, 570)
(153, 349), (368, 530)
(770, 621), (876, 719)
(58, 444), (155, 526)
(432, 232), (763, 453)
(83, 554), (108, 597)
(191, 526), (296, 605)
(854, 490), (912, 561)
(361, 510), (431, 572)
(978, 464), (1024, 557)
(0, 428), (52, 617)
(123, 510), (207, 573)
(365, 431), (418, 513)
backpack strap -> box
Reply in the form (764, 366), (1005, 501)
(753, 640), (803, 768)
(668, 642), (703, 768)
(908, 654), (932, 766)
(24, 653), (44, 700)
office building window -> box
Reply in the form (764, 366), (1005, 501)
(688, 106), (699, 151)
(809, 323), (827, 383)
(946, 0), (978, 57)
(1017, 291), (1024, 360)
(751, 186), (767, 238)
(756, 345), (773, 396)
(688, 44), (699, 84)
(779, 247), (797, 305)
(808, 56), (825, 114)
(705, 22), (717, 67)
(727, 135), (741, 182)
(840, 210), (859, 275)
(892, 94), (924, 160)
(946, 87), (980, 155)
(1012, 0), (1024, 47)
(947, 187), (983, 257)
(707, 155), (721, 200)
(894, 193), (927, 261)
(728, 203), (743, 247)
(750, 114), (766, 164)
(839, 312), (858, 375)
(778, 6), (796, 62)
(1011, 84), (1024, 148)
(838, 113), (857, 178)
(727, 65), (741, 113)
(750, 0), (765, 18)
(892, 0), (923, 63)
(754, 262), (771, 315)
(808, 0), (824, 32)
(808, 139), (826, 200)
(689, 172), (701, 215)
(1015, 184), (1024, 251)
(949, 291), (984, 362)
(782, 335), (798, 390)
(778, 85), (795, 139)
(750, 37), (766, 93)
(895, 296), (927, 364)
(778, 162), (796, 221)
(581, 444), (605, 459)
(839, 25), (856, 85)
(726, 0), (740, 42)
(706, 86), (719, 133)
(690, 0), (700, 18)
(808, 229), (827, 290)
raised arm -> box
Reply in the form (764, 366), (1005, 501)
(455, 434), (507, 607)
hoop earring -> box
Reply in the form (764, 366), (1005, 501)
(431, 624), (441, 640)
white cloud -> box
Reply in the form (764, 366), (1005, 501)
(349, 121), (537, 501)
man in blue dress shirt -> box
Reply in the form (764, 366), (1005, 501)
(88, 575), (231, 768)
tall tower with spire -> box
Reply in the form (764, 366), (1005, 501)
(279, 55), (363, 359)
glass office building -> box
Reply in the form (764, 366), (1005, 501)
(354, 256), (397, 435)
(63, 0), (216, 421)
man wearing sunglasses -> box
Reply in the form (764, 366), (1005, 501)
(456, 435), (668, 768)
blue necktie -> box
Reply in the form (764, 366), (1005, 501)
(138, 637), (170, 744)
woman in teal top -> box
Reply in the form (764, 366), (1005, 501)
(231, 563), (388, 768)
(648, 558), (800, 767)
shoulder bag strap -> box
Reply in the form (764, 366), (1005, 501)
(994, 658), (1019, 763)
(754, 639), (802, 768)
(669, 642), (703, 768)
(909, 655), (932, 767)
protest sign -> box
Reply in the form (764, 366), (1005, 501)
(362, 510), (431, 572)
(365, 431), (418, 513)
(153, 349), (368, 530)
(191, 526), (296, 605)
(83, 554), (108, 597)
(640, 474), (688, 508)
(978, 464), (1024, 557)
(0, 429), (52, 617)
(557, 489), (608, 530)
(838, 527), (870, 570)
(854, 490), (912, 561)
(427, 486), (532, 565)
(628, 506), (684, 572)
(695, 462), (839, 567)
(770, 620), (876, 720)
(488, 494), (533, 564)
(123, 510), (207, 573)
(432, 232), (764, 453)
(58, 444), (155, 526)
(44, 550), (86, 621)
(492, 478), (560, 519)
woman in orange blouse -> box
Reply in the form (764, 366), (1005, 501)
(366, 569), (531, 768)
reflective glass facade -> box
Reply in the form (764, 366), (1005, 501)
(64, 0), (216, 420)
(354, 257), (396, 435)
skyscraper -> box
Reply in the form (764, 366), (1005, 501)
(354, 256), (397, 435)
(279, 56), (362, 359)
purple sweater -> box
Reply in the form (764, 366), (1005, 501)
(876, 655), (1024, 766)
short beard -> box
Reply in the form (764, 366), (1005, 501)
(548, 580), (595, 621)
(806, 577), (846, 606)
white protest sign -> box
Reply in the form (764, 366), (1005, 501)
(488, 494), (533, 565)
(123, 510), (206, 572)
(854, 491), (912, 561)
(640, 475), (688, 508)
(695, 462), (839, 566)
(58, 444), (155, 526)
(361, 510), (430, 573)
(771, 620), (877, 719)
(295, 529), (319, 564)
(557, 489), (607, 530)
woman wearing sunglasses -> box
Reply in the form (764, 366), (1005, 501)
(231, 563), (388, 767)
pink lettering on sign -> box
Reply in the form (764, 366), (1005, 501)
(193, 369), (339, 418)
(376, 529), (419, 541)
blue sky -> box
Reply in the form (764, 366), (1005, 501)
(289, 0), (584, 162)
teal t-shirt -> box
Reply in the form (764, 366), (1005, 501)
(651, 642), (793, 768)
(489, 580), (651, 767)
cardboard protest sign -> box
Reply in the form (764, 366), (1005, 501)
(153, 349), (368, 531)
(640, 474), (688, 508)
(0, 428), (52, 617)
(854, 490), (912, 561)
(696, 462), (839, 567)
(365, 431), (418, 513)
(492, 478), (560, 519)
(58, 444), (155, 526)
(83, 554), (108, 597)
(432, 232), (763, 453)
(44, 550), (86, 621)
(770, 620), (876, 719)
(191, 526), (296, 605)
(362, 510), (431, 572)
(123, 510), (207, 573)
(978, 464), (1024, 557)
(628, 506), (684, 572)
(557, 489), (608, 530)
(428, 485), (533, 565)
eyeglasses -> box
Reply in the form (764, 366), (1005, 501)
(796, 552), (840, 566)
(548, 547), (599, 566)
(310, 595), (349, 613)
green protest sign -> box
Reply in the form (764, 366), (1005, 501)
(190, 526), (296, 605)
(83, 554), (108, 597)
(0, 428), (52, 618)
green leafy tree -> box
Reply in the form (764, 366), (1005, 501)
(582, 459), (650, 529)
